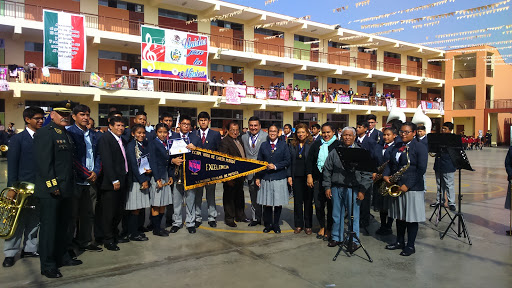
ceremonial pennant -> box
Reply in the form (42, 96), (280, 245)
(183, 148), (268, 190)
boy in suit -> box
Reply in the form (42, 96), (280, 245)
(356, 121), (377, 229)
(194, 112), (222, 228)
(3, 106), (44, 268)
(366, 114), (383, 144)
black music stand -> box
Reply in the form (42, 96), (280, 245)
(427, 133), (460, 225)
(440, 147), (474, 244)
(332, 147), (374, 263)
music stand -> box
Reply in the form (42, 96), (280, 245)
(440, 147), (474, 245)
(332, 147), (374, 263)
(427, 133), (460, 225)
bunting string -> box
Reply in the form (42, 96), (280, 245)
(254, 15), (311, 29)
(355, 0), (371, 8)
(265, 0), (278, 5)
(186, 9), (245, 24)
(456, 6), (509, 20)
(419, 34), (492, 45)
(412, 21), (440, 29)
(372, 28), (405, 36)
(435, 24), (512, 38)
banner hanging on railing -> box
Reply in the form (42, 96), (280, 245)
(43, 10), (86, 71)
(141, 25), (208, 82)
(226, 86), (241, 105)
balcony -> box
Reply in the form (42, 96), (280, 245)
(0, 0), (445, 80)
(453, 69), (476, 79)
(453, 100), (476, 110)
(486, 99), (512, 109)
(486, 69), (494, 78)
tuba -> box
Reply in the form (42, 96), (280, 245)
(0, 182), (35, 239)
(412, 105), (432, 134)
(387, 107), (406, 124)
(380, 148), (410, 197)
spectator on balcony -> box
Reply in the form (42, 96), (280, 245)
(219, 76), (225, 84)
(23, 62), (36, 83)
(227, 78), (234, 85)
(391, 92), (395, 98)
(294, 85), (299, 91)
(376, 91), (382, 98)
(311, 87), (317, 93)
(348, 88), (354, 96)
(129, 67), (138, 89)
(287, 83), (293, 90)
(279, 82), (285, 89)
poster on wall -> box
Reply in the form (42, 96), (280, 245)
(43, 10), (86, 71)
(236, 85), (247, 97)
(141, 25), (208, 82)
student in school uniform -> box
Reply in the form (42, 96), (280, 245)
(148, 123), (174, 237)
(125, 124), (152, 241)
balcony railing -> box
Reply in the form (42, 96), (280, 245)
(0, 0), (445, 80)
(453, 69), (476, 79)
(486, 69), (494, 78)
(453, 100), (476, 110)
(486, 99), (512, 109)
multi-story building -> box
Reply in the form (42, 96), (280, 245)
(0, 0), (461, 136)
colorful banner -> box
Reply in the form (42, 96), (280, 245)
(183, 148), (268, 190)
(399, 99), (407, 108)
(89, 73), (129, 90)
(236, 85), (247, 97)
(226, 86), (241, 105)
(268, 89), (278, 99)
(255, 89), (267, 99)
(246, 86), (256, 95)
(137, 79), (154, 91)
(43, 10), (86, 71)
(280, 90), (289, 101)
(293, 90), (303, 101)
(339, 95), (351, 104)
(141, 25), (208, 82)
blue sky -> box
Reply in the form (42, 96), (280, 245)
(227, 0), (511, 59)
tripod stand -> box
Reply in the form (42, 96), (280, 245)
(440, 169), (472, 244)
(429, 174), (453, 225)
(332, 188), (373, 262)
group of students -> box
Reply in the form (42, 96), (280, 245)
(3, 102), (446, 278)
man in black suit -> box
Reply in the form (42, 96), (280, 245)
(218, 122), (248, 227)
(3, 106), (44, 268)
(366, 114), (383, 144)
(107, 110), (131, 143)
(35, 100), (82, 278)
(356, 121), (377, 229)
(97, 116), (129, 251)
(194, 111), (222, 228)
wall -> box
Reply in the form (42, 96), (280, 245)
(158, 17), (197, 32)
(384, 56), (401, 73)
(453, 116), (475, 136)
(254, 76), (284, 88)
(327, 47), (350, 66)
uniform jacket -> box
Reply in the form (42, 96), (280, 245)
(7, 129), (36, 186)
(169, 131), (201, 181)
(287, 141), (312, 180)
(148, 137), (171, 181)
(367, 128), (383, 144)
(127, 140), (152, 185)
(357, 135), (377, 159)
(417, 135), (428, 148)
(195, 128), (221, 151)
(97, 131), (128, 190)
(433, 148), (456, 173)
(256, 139), (291, 181)
(241, 130), (268, 180)
(34, 122), (75, 198)
(374, 142), (398, 167)
(66, 125), (102, 183)
(383, 139), (428, 192)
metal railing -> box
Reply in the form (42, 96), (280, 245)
(453, 69), (476, 79)
(486, 69), (494, 78)
(453, 100), (476, 110)
(0, 0), (445, 80)
(486, 99), (512, 109)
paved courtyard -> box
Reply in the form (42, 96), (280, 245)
(0, 147), (511, 287)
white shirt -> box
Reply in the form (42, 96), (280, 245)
(26, 127), (35, 138)
(109, 131), (124, 184)
(357, 135), (366, 143)
(199, 128), (209, 139)
(227, 80), (235, 85)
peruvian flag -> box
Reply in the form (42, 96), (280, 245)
(43, 10), (86, 71)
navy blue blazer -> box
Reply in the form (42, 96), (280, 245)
(256, 139), (291, 181)
(195, 129), (221, 151)
(374, 142), (398, 167)
(127, 140), (152, 185)
(433, 148), (456, 173)
(505, 146), (512, 181)
(368, 128), (383, 144)
(148, 137), (171, 181)
(287, 141), (312, 180)
(7, 129), (36, 186)
(384, 140), (428, 192)
(358, 135), (377, 160)
(417, 135), (428, 148)
(121, 127), (131, 144)
(67, 125), (102, 183)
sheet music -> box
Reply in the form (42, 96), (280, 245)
(169, 138), (190, 155)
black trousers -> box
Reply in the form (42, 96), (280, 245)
(360, 184), (373, 226)
(223, 179), (246, 223)
(70, 184), (97, 247)
(39, 196), (73, 271)
(313, 180), (333, 230)
(293, 176), (313, 228)
(100, 188), (126, 244)
(248, 179), (263, 222)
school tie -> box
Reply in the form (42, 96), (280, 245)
(201, 132), (206, 144)
(366, 130), (371, 137)
(384, 144), (389, 149)
(117, 137), (128, 173)
(271, 143), (275, 150)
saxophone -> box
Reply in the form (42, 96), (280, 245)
(373, 160), (389, 183)
(380, 148), (410, 197)
(0, 182), (35, 239)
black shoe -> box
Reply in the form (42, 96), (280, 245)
(2, 257), (14, 267)
(138, 226), (150, 233)
(116, 235), (130, 244)
(79, 244), (103, 252)
(195, 221), (202, 228)
(68, 249), (78, 259)
(376, 227), (392, 236)
(400, 246), (416, 256)
(429, 202), (439, 207)
(187, 227), (196, 234)
(273, 226), (281, 234)
(20, 251), (40, 258)
(153, 229), (170, 237)
(170, 226), (180, 233)
(225, 221), (237, 227)
(208, 221), (217, 227)
(385, 242), (405, 250)
(327, 240), (341, 247)
(104, 243), (120, 251)
(130, 235), (150, 241)
(60, 259), (83, 267)
(248, 220), (261, 227)
(263, 226), (273, 233)
(41, 269), (62, 278)
(147, 223), (155, 230)
(449, 205), (456, 211)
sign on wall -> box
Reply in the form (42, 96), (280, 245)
(141, 25), (208, 82)
(43, 10), (86, 71)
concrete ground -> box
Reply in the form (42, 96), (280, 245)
(0, 147), (511, 288)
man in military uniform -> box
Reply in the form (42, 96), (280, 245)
(34, 100), (82, 278)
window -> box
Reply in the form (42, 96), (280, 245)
(358, 47), (376, 54)
(98, 50), (140, 62)
(211, 20), (243, 31)
(25, 42), (43, 52)
(384, 83), (400, 90)
(294, 35), (318, 43)
(407, 56), (422, 62)
(254, 110), (283, 129)
(407, 86), (420, 92)
(328, 41), (349, 50)
(327, 114), (349, 130)
(158, 8), (196, 21)
(327, 77), (349, 85)
(294, 74), (317, 82)
(384, 52), (401, 59)
(254, 69), (284, 78)
(210, 64), (243, 74)
(429, 61), (442, 67)
(98, 104), (144, 126)
(99, 0), (143, 12)
(158, 107), (197, 127)
(357, 81), (375, 88)
(254, 28), (282, 37)
(293, 112), (318, 128)
(211, 109), (243, 129)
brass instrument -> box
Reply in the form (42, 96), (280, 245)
(175, 160), (183, 185)
(380, 148), (410, 197)
(0, 145), (8, 152)
(429, 152), (437, 157)
(373, 160), (389, 183)
(0, 182), (35, 239)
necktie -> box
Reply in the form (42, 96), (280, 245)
(366, 130), (371, 137)
(271, 143), (275, 150)
(117, 137), (128, 173)
(201, 132), (206, 144)
(384, 144), (389, 149)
